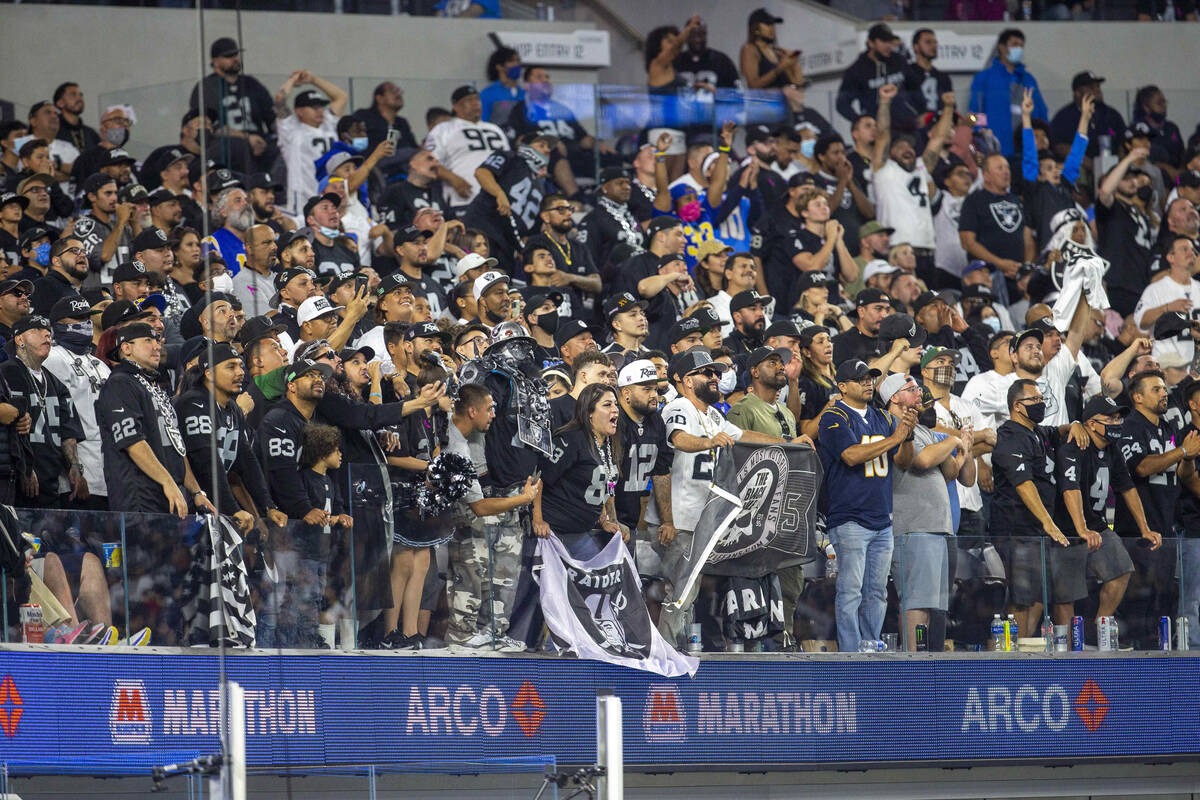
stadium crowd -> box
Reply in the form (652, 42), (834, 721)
(2, 11), (1200, 654)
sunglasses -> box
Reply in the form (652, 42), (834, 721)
(6, 289), (30, 298)
(694, 368), (721, 378)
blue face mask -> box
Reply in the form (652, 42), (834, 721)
(982, 316), (1002, 333)
(318, 225), (340, 239)
(33, 242), (51, 267)
(800, 139), (816, 159)
(1006, 45), (1024, 64)
(506, 64), (523, 81)
(351, 136), (368, 152)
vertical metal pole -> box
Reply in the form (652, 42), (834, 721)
(120, 513), (130, 639)
(218, 681), (246, 800)
(595, 693), (623, 800)
(368, 764), (377, 800)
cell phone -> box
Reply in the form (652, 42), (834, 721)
(386, 127), (400, 148)
(971, 112), (988, 128)
(354, 274), (369, 294)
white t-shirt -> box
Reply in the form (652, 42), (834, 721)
(709, 290), (734, 338)
(277, 109), (339, 216)
(873, 159), (936, 250)
(1132, 274), (1200, 332)
(43, 344), (110, 497)
(933, 192), (968, 276)
(659, 396), (743, 531)
(424, 117), (510, 207)
(934, 395), (983, 512)
(961, 369), (1015, 432)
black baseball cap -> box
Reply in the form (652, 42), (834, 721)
(11, 315), (50, 338)
(274, 266), (316, 290)
(395, 225), (433, 244)
(0, 279), (34, 297)
(0, 192), (28, 212)
(339, 345), (376, 363)
(729, 289), (768, 313)
(667, 315), (704, 345)
(1071, 70), (1105, 91)
(285, 357), (334, 383)
(277, 227), (314, 252)
(82, 173), (116, 197)
(451, 85), (479, 104)
(764, 319), (803, 340)
(795, 271), (834, 295)
(210, 37), (241, 58)
(237, 315), (288, 346)
(118, 183), (149, 205)
(878, 313), (927, 347)
(553, 319), (595, 349)
(1029, 315), (1062, 335)
(49, 294), (100, 323)
(745, 124), (774, 146)
(645, 216), (682, 242)
(102, 148), (136, 167)
(748, 8), (784, 25)
(605, 291), (646, 320)
(912, 289), (953, 313)
(294, 90), (330, 109)
(246, 173), (283, 192)
(656, 252), (686, 271)
(522, 286), (564, 313)
(867, 22), (899, 41)
(1154, 310), (1192, 340)
(404, 321), (441, 341)
(960, 283), (994, 302)
(112, 260), (150, 284)
(376, 271), (415, 298)
(1082, 394), (1128, 420)
(668, 346), (728, 381)
(1010, 328), (1044, 351)
(1124, 121), (1153, 142)
(856, 287), (890, 307)
(688, 305), (722, 332)
(205, 167), (243, 195)
(747, 346), (791, 369)
(598, 166), (630, 184)
(100, 299), (152, 330)
(198, 341), (240, 370)
(18, 227), (51, 250)
(114, 322), (157, 348)
(834, 358), (882, 383)
(146, 187), (179, 207)
(131, 227), (170, 253)
(303, 192), (341, 220)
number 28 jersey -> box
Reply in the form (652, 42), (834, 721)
(424, 117), (510, 208)
(661, 397), (744, 531)
(872, 159), (936, 250)
(817, 401), (899, 530)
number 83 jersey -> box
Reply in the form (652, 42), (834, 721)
(424, 117), (511, 208)
(816, 400), (900, 531)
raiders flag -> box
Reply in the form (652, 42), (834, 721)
(669, 443), (822, 608)
(180, 515), (256, 648)
(537, 532), (698, 677)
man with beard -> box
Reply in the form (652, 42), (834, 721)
(304, 192), (358, 280)
(2, 315), (86, 508)
(43, 295), (108, 509)
(209, 187), (253, 274)
(836, 24), (910, 125)
(97, 322), (216, 515)
(246, 173), (293, 236)
(526, 194), (601, 309)
(736, 125), (789, 216)
(377, 149), (445, 228)
(388, 225), (446, 320)
(462, 136), (554, 275)
(52, 82), (98, 154)
(147, 188), (183, 238)
(554, 318), (599, 370)
(258, 357), (333, 524)
(426, 85), (511, 210)
(578, 168), (645, 278)
(195, 293), (241, 344)
(0, 278), (33, 342)
(1097, 146), (1156, 317)
(660, 347), (810, 649)
(278, 228), (317, 273)
(725, 290), (768, 356)
(903, 29), (952, 116)
(32, 238), (90, 317)
(471, 271), (512, 329)
(601, 292), (650, 358)
(188, 38), (276, 172)
(872, 84), (955, 285)
(832, 287), (891, 365)
(613, 359), (675, 615)
(1008, 305), (1090, 427)
(73, 175), (133, 286)
(231, 224), (278, 318)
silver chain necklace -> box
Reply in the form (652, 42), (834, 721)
(135, 371), (186, 456)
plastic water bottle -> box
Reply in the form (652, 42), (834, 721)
(1005, 614), (1018, 651)
(825, 543), (838, 579)
(990, 614), (1005, 651)
(857, 639), (883, 653)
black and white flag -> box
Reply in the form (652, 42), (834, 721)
(669, 443), (822, 608)
(537, 532), (698, 677)
(180, 515), (256, 648)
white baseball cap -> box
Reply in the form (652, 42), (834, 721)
(877, 372), (915, 405)
(617, 359), (660, 388)
(455, 252), (499, 278)
(862, 259), (899, 282)
(296, 295), (344, 325)
(472, 270), (509, 301)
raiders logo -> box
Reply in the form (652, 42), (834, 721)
(73, 217), (95, 236)
(989, 200), (1023, 234)
(711, 446), (790, 560)
(132, 260), (146, 273)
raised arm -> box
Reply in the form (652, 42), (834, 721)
(921, 92), (957, 174)
(871, 83), (897, 173)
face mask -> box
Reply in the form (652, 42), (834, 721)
(351, 137), (369, 153)
(318, 225), (340, 239)
(1006, 46), (1024, 64)
(759, 34), (776, 44)
(1148, 110), (1166, 125)
(506, 64), (523, 81)
(678, 201), (703, 223)
(33, 242), (51, 267)
(535, 312), (559, 334)
(53, 321), (93, 354)
(718, 369), (737, 394)
(800, 139), (816, 159)
(104, 127), (128, 147)
(1023, 400), (1046, 424)
(930, 364), (956, 386)
(210, 273), (234, 294)
(1136, 185), (1154, 202)
(982, 316), (1002, 333)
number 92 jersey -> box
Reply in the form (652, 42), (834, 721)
(424, 117), (511, 208)
(816, 401), (900, 530)
(661, 397), (744, 532)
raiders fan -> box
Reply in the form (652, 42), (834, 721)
(614, 358), (675, 550)
(258, 357), (334, 523)
(425, 85), (512, 210)
(305, 193), (359, 279)
(462, 135), (555, 274)
(377, 148), (445, 227)
(173, 341), (284, 530)
(74, 174), (133, 285)
(578, 168), (645, 277)
(1, 315), (85, 507)
(96, 322), (216, 516)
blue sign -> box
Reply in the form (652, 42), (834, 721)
(0, 651), (1196, 774)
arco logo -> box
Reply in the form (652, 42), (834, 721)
(1074, 679), (1109, 732)
(0, 676), (22, 737)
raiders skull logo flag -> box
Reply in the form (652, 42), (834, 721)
(668, 443), (823, 609)
(536, 532), (698, 677)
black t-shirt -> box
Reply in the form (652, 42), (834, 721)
(578, 201), (644, 279)
(538, 427), (616, 536)
(189, 73), (276, 140)
(673, 47), (740, 89)
(0, 229), (20, 271)
(549, 393), (576, 430)
(737, 162), (789, 219)
(811, 170), (865, 256)
(958, 188), (1027, 264)
(831, 326), (885, 367)
(628, 180), (657, 224)
(481, 368), (541, 490)
(258, 399), (315, 518)
(613, 251), (697, 352)
(58, 120), (100, 154)
(1096, 200), (1154, 295)
(312, 237), (360, 280)
(0, 360), (83, 492)
(1023, 180), (1077, 252)
(398, 270), (449, 320)
(615, 407), (673, 529)
(1049, 102), (1126, 159)
(1054, 439), (1134, 534)
(96, 361), (188, 513)
(903, 64), (953, 115)
(1177, 422), (1200, 537)
(175, 388), (271, 513)
(1114, 409), (1180, 536)
(797, 374), (835, 428)
(992, 420), (1061, 538)
(73, 212), (131, 284)
(760, 206), (807, 305)
(376, 180), (446, 228)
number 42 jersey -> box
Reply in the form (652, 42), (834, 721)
(424, 117), (510, 208)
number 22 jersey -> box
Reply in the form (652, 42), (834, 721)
(817, 401), (899, 530)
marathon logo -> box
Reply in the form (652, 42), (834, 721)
(110, 680), (152, 744)
(162, 689), (317, 736)
(693, 691), (857, 736)
(642, 684), (686, 742)
(960, 681), (1108, 733)
(404, 682), (545, 738)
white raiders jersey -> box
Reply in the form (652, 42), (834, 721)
(424, 117), (510, 208)
(278, 109), (339, 216)
(873, 159), (936, 250)
(658, 397), (744, 531)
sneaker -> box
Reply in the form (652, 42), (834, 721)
(377, 629), (409, 650)
(117, 627), (150, 646)
(395, 634), (424, 651)
(82, 622), (110, 644)
(493, 635), (527, 653)
(56, 621), (92, 644)
(448, 631), (495, 651)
